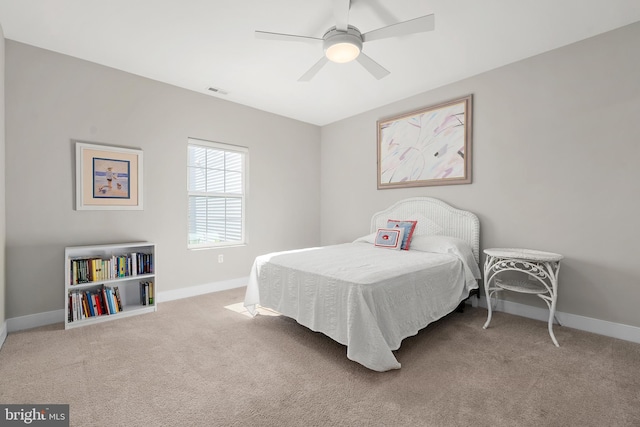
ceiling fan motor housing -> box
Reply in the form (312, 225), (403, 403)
(323, 26), (363, 63)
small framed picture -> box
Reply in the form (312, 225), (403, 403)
(75, 142), (143, 210)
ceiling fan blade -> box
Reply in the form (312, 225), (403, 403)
(333, 0), (351, 31)
(255, 30), (322, 44)
(362, 14), (434, 43)
(356, 52), (390, 80)
(298, 56), (330, 82)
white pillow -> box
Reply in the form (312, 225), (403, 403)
(353, 232), (376, 244)
(410, 235), (481, 279)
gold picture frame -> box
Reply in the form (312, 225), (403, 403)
(75, 142), (143, 210)
(377, 95), (473, 189)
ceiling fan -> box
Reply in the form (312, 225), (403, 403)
(255, 0), (435, 81)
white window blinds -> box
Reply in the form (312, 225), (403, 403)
(187, 138), (247, 248)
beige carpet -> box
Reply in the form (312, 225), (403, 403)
(1, 287), (639, 427)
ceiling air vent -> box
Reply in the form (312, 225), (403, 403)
(207, 87), (228, 95)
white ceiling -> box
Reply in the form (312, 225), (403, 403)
(1, 0), (639, 126)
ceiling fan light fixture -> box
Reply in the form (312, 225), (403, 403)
(325, 41), (360, 63)
(323, 28), (363, 63)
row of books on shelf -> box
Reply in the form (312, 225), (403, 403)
(69, 252), (153, 285)
(140, 281), (154, 306)
(68, 285), (124, 323)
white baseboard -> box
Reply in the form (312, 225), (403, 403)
(475, 295), (640, 344)
(4, 280), (639, 346)
(0, 321), (7, 350)
(156, 277), (247, 303)
(6, 309), (64, 333)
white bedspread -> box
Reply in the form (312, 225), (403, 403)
(244, 241), (479, 371)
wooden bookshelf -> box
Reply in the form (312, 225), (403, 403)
(65, 242), (156, 329)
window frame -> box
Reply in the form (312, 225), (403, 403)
(187, 137), (248, 249)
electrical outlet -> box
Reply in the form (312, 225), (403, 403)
(218, 254), (224, 263)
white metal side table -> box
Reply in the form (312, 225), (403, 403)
(482, 248), (564, 346)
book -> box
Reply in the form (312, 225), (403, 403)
(68, 294), (73, 322)
(93, 293), (101, 316)
(106, 287), (116, 314)
(113, 287), (123, 312)
(97, 291), (106, 315)
(109, 255), (116, 279)
(140, 282), (147, 306)
(89, 259), (96, 282)
(101, 287), (111, 314)
(131, 253), (137, 276)
(81, 293), (88, 319)
(111, 289), (119, 313)
(71, 262), (78, 285)
(77, 291), (82, 320)
(85, 291), (95, 317)
(70, 292), (77, 322)
(75, 291), (80, 321)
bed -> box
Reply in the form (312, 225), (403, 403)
(244, 197), (481, 371)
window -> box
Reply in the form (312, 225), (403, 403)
(187, 138), (248, 248)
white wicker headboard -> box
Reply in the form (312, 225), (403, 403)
(370, 197), (480, 263)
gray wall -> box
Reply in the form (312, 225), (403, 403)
(5, 41), (321, 319)
(0, 24), (6, 328)
(321, 22), (640, 328)
(4, 22), (640, 331)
